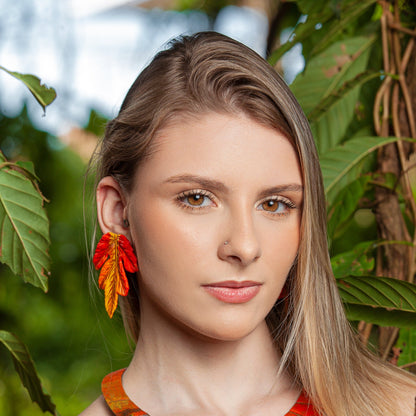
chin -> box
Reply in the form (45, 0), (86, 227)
(187, 317), (268, 343)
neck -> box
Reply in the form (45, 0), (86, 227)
(122, 299), (296, 416)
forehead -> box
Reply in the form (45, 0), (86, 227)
(134, 112), (302, 189)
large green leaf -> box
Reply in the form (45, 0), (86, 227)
(0, 153), (50, 291)
(268, 7), (334, 66)
(325, 127), (376, 206)
(337, 276), (416, 327)
(320, 136), (410, 195)
(309, 71), (382, 124)
(294, 33), (370, 100)
(0, 330), (58, 415)
(331, 240), (376, 278)
(291, 36), (376, 153)
(309, 0), (378, 57)
(0, 65), (56, 112)
(395, 328), (416, 367)
(291, 36), (376, 114)
(294, 0), (331, 14)
(327, 175), (371, 238)
(332, 240), (412, 278)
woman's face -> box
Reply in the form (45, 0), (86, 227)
(127, 113), (303, 341)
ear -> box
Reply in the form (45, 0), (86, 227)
(96, 176), (129, 236)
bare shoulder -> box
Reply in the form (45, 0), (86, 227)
(78, 395), (113, 416)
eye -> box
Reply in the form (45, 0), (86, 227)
(186, 193), (207, 206)
(177, 190), (216, 209)
(257, 197), (295, 215)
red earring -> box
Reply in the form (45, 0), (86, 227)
(93, 232), (138, 318)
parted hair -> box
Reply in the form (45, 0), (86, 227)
(93, 31), (416, 416)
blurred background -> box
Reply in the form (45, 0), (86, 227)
(0, 1), (304, 414)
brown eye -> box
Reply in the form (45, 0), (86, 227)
(259, 198), (294, 215)
(187, 194), (205, 206)
(177, 190), (215, 210)
(262, 200), (280, 212)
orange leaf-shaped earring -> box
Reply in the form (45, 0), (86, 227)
(93, 232), (138, 318)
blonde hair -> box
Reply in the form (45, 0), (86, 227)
(93, 32), (416, 415)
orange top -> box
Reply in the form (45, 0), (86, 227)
(102, 369), (319, 416)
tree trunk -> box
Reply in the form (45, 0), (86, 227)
(374, 38), (416, 357)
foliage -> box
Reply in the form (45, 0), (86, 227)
(0, 152), (51, 291)
(0, 66), (56, 113)
(0, 331), (57, 415)
(396, 328), (416, 367)
(0, 106), (131, 415)
(176, 0), (232, 18)
(0, 68), (59, 414)
(272, 0), (416, 364)
(319, 136), (412, 196)
(2, 2), (416, 414)
(337, 275), (416, 327)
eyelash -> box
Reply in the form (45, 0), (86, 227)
(176, 190), (297, 216)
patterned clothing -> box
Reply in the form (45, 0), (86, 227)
(102, 369), (319, 416)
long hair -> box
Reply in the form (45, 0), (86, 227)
(91, 31), (416, 416)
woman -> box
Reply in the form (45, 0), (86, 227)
(81, 32), (416, 416)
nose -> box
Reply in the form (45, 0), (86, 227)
(218, 208), (262, 267)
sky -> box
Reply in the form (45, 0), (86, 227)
(0, 0), (302, 137)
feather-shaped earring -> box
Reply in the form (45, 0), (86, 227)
(93, 232), (138, 318)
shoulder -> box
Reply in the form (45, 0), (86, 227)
(79, 395), (113, 416)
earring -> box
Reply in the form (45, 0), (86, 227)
(93, 232), (138, 318)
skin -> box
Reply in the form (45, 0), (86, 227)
(82, 112), (304, 416)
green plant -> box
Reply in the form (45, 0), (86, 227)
(270, 0), (416, 365)
(0, 66), (58, 415)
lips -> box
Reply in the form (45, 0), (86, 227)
(202, 280), (262, 303)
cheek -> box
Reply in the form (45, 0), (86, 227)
(131, 204), (217, 280)
(262, 219), (300, 282)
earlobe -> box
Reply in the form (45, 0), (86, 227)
(96, 176), (129, 236)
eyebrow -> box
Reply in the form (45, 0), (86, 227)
(257, 184), (303, 200)
(163, 174), (228, 193)
(163, 174), (303, 198)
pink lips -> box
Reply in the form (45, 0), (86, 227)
(202, 280), (261, 303)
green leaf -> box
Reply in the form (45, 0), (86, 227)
(268, 8), (334, 66)
(325, 128), (377, 206)
(294, 0), (331, 14)
(269, 1), (377, 67)
(309, 71), (382, 123)
(291, 36), (376, 115)
(291, 36), (376, 153)
(320, 136), (412, 195)
(395, 328), (416, 367)
(0, 66), (56, 113)
(337, 276), (416, 327)
(344, 304), (416, 327)
(0, 153), (51, 291)
(327, 175), (371, 238)
(370, 171), (398, 191)
(309, 0), (378, 57)
(84, 109), (108, 137)
(15, 160), (41, 182)
(331, 240), (376, 278)
(0, 330), (58, 415)
(371, 3), (383, 20)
